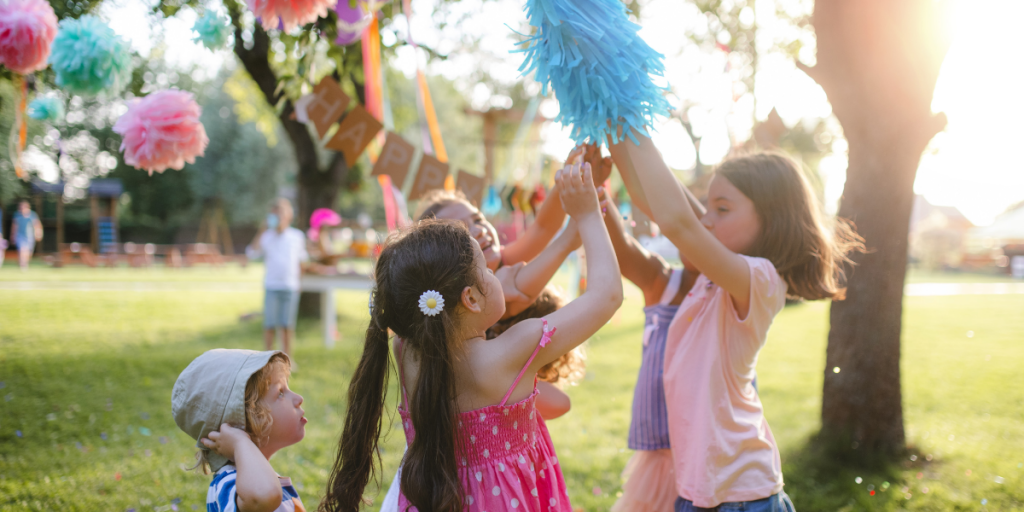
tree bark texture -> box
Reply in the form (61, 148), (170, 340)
(800, 0), (950, 455)
(231, 22), (348, 230)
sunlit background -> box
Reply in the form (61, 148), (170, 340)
(95, 0), (1023, 226)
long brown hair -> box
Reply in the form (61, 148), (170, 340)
(321, 220), (480, 512)
(716, 153), (864, 300)
(487, 287), (586, 386)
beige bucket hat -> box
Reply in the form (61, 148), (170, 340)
(171, 349), (286, 472)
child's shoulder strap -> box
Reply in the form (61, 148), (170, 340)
(500, 319), (556, 407)
(658, 267), (684, 305)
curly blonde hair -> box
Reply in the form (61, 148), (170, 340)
(194, 353), (292, 473)
(486, 287), (587, 387)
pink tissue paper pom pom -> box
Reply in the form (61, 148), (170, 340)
(0, 0), (58, 75)
(248, 0), (334, 32)
(114, 89), (209, 175)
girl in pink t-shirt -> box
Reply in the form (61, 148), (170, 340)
(322, 161), (622, 512)
(611, 132), (862, 511)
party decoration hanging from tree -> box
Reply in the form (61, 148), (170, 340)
(26, 95), (64, 122)
(191, 10), (231, 50)
(48, 15), (133, 95)
(515, 0), (672, 145)
(113, 89), (209, 175)
(247, 0), (335, 32)
(0, 0), (58, 75)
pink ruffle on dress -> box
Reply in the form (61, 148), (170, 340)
(397, 320), (573, 512)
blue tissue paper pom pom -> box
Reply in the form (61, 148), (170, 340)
(192, 11), (230, 50)
(48, 15), (133, 96)
(27, 96), (64, 122)
(514, 0), (672, 146)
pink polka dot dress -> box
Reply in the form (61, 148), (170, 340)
(397, 320), (572, 512)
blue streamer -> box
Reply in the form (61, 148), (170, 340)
(49, 15), (133, 96)
(513, 0), (672, 146)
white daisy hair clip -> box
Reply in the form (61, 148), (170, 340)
(418, 290), (444, 316)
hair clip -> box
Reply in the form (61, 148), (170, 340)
(418, 290), (444, 316)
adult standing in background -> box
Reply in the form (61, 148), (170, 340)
(10, 200), (42, 271)
(246, 198), (309, 361)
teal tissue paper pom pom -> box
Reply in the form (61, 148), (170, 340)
(27, 96), (63, 122)
(192, 11), (230, 50)
(514, 0), (672, 146)
(48, 15), (133, 96)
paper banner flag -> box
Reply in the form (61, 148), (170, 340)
(325, 105), (383, 166)
(409, 153), (450, 200)
(307, 77), (350, 139)
(371, 132), (414, 189)
(456, 170), (485, 207)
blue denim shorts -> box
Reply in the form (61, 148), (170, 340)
(264, 289), (300, 329)
(676, 491), (795, 512)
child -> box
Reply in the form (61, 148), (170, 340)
(246, 198), (309, 358)
(10, 200), (42, 271)
(615, 132), (862, 511)
(172, 349), (307, 512)
(592, 186), (700, 512)
(378, 287), (582, 512)
(322, 161), (622, 512)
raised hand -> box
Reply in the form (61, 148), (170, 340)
(201, 423), (253, 461)
(556, 162), (600, 220)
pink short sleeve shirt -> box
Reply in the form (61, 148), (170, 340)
(662, 255), (787, 507)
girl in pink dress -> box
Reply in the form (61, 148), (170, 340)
(322, 161), (622, 512)
(612, 131), (863, 511)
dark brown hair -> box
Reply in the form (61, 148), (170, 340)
(487, 287), (586, 386)
(716, 153), (864, 300)
(414, 189), (472, 221)
(321, 220), (481, 512)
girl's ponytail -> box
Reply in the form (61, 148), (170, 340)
(402, 310), (463, 512)
(321, 274), (393, 511)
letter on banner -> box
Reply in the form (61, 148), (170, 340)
(456, 170), (485, 207)
(307, 77), (351, 139)
(371, 133), (415, 189)
(409, 153), (450, 200)
(325, 105), (383, 166)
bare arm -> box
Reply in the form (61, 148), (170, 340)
(501, 182), (567, 266)
(614, 129), (753, 315)
(535, 381), (571, 420)
(507, 162), (622, 374)
(608, 134), (706, 221)
(502, 222), (581, 318)
(202, 424), (283, 512)
(598, 187), (671, 306)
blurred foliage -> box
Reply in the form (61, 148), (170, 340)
(223, 68), (280, 146)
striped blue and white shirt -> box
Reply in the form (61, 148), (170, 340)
(207, 464), (305, 512)
(628, 269), (684, 451)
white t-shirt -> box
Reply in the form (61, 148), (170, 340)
(246, 227), (309, 291)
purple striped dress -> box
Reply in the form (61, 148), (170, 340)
(628, 268), (683, 451)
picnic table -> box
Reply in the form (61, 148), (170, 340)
(300, 273), (373, 347)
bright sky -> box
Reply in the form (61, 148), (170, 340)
(104, 0), (1024, 226)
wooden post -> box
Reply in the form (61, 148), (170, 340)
(56, 197), (64, 246)
(90, 195), (98, 253)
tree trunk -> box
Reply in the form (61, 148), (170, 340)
(229, 16), (354, 317)
(800, 0), (950, 456)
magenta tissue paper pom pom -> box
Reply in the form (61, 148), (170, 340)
(0, 0), (58, 75)
(114, 89), (209, 175)
(248, 0), (334, 32)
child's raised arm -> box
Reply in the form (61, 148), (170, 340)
(498, 162), (622, 376)
(597, 187), (672, 307)
(498, 221), (581, 318)
(612, 129), (754, 315)
(202, 424), (283, 512)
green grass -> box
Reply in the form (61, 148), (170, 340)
(1, 271), (1022, 511)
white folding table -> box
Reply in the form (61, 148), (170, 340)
(300, 273), (373, 347)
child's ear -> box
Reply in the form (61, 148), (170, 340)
(460, 285), (482, 313)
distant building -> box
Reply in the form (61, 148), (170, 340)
(967, 203), (1024, 276)
(909, 195), (973, 270)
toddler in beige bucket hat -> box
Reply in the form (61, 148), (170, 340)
(172, 349), (308, 512)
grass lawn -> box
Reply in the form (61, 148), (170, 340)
(1, 269), (1022, 511)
